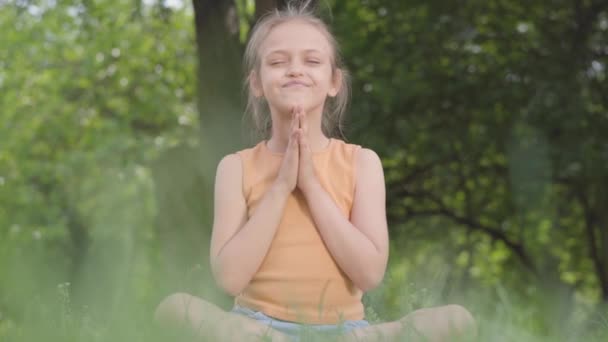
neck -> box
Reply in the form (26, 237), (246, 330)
(266, 107), (330, 153)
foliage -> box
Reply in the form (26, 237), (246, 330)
(1, 0), (607, 341)
(332, 0), (608, 308)
(0, 0), (198, 325)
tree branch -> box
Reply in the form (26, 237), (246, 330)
(389, 187), (537, 274)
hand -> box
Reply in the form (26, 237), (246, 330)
(295, 107), (318, 194)
(274, 109), (300, 195)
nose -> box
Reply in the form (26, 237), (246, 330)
(286, 62), (304, 77)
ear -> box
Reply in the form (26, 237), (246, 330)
(328, 68), (342, 97)
(250, 70), (264, 98)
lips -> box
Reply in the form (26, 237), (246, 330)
(283, 80), (309, 87)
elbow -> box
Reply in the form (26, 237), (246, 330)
(214, 272), (244, 296)
(222, 286), (243, 297)
(216, 277), (242, 297)
(211, 263), (246, 296)
(355, 256), (387, 291)
(357, 269), (385, 292)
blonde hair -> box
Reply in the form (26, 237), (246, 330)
(243, 1), (350, 140)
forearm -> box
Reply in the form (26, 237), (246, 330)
(302, 181), (386, 291)
(213, 184), (289, 295)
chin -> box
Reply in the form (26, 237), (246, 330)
(277, 102), (310, 113)
(271, 99), (323, 116)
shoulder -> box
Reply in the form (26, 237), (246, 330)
(356, 148), (382, 167)
(217, 141), (264, 170)
(214, 153), (247, 201)
(330, 139), (382, 173)
(215, 153), (242, 182)
(217, 153), (241, 170)
(233, 141), (266, 162)
(355, 147), (384, 181)
(330, 139), (383, 180)
(215, 141), (267, 188)
(330, 138), (362, 159)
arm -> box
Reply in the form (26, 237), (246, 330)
(301, 148), (389, 291)
(209, 154), (290, 296)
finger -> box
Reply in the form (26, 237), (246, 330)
(294, 124), (302, 145)
(301, 109), (308, 134)
(290, 110), (298, 132)
(290, 129), (298, 146)
(297, 129), (308, 151)
(291, 120), (298, 136)
(296, 107), (302, 129)
(294, 130), (300, 156)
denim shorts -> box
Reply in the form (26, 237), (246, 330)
(230, 305), (370, 341)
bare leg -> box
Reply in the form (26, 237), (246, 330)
(154, 292), (292, 342)
(339, 305), (477, 342)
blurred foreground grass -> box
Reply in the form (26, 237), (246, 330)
(1, 241), (607, 342)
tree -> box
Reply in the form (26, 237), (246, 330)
(332, 0), (608, 316)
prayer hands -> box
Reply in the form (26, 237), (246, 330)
(274, 106), (319, 196)
(274, 108), (301, 195)
(293, 106), (317, 194)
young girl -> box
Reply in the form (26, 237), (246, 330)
(155, 4), (476, 342)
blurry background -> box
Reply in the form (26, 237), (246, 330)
(1, 0), (607, 341)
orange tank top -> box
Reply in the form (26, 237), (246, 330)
(234, 138), (364, 324)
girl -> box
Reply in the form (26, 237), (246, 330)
(155, 3), (476, 342)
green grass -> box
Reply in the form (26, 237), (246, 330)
(1, 233), (606, 341)
(1, 273), (607, 342)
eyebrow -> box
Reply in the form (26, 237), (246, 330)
(265, 49), (323, 57)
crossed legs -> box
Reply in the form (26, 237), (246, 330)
(155, 293), (476, 342)
(154, 293), (291, 341)
(340, 304), (477, 342)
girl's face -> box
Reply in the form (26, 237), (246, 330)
(253, 20), (340, 117)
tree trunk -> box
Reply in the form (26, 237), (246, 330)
(192, 0), (244, 162)
(152, 0), (244, 308)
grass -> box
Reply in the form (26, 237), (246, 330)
(1, 228), (606, 341)
(1, 269), (607, 342)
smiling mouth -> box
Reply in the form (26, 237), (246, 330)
(283, 82), (309, 87)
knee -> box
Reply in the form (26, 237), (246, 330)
(444, 304), (477, 337)
(154, 292), (195, 326)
